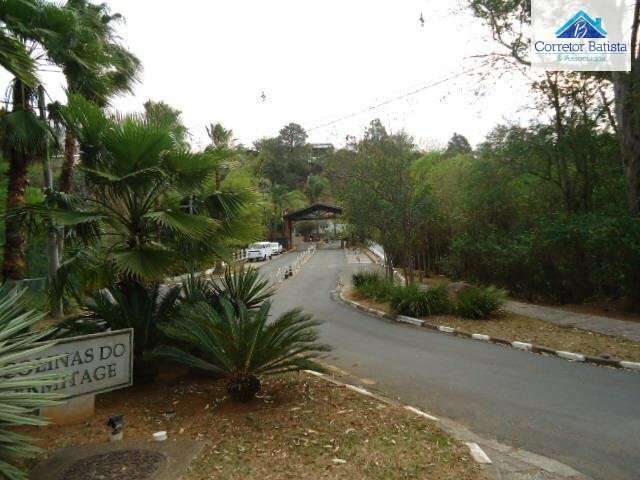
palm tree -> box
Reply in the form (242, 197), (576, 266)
(0, 79), (50, 281)
(206, 122), (234, 148)
(205, 122), (236, 188)
(49, 96), (218, 287)
(52, 0), (141, 194)
(21, 96), (258, 311)
(0, 1), (102, 281)
(266, 183), (307, 236)
(0, 0), (42, 87)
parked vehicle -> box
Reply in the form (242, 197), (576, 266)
(247, 242), (273, 262)
(269, 242), (283, 256)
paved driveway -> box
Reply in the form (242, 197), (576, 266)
(263, 246), (640, 480)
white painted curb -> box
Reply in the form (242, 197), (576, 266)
(404, 405), (439, 422)
(512, 341), (532, 351)
(472, 333), (491, 341)
(398, 315), (425, 326)
(465, 442), (492, 464)
(556, 351), (585, 362)
(620, 361), (640, 371)
(346, 384), (373, 397)
(438, 326), (455, 333)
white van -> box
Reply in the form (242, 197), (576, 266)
(269, 242), (283, 256)
(246, 242), (273, 262)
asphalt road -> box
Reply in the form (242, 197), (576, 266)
(262, 245), (640, 480)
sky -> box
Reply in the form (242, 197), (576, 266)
(4, 0), (536, 150)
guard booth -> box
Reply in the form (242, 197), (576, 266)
(282, 203), (343, 250)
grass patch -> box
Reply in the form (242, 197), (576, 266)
(24, 369), (486, 480)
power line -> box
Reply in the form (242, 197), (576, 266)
(306, 66), (482, 132)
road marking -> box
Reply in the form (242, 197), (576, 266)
(465, 442), (492, 464)
(404, 405), (439, 421)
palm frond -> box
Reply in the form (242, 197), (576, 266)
(145, 210), (218, 239)
(111, 246), (175, 282)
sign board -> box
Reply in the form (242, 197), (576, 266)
(532, 0), (633, 71)
(16, 329), (133, 399)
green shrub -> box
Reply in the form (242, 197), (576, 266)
(455, 286), (506, 319)
(352, 271), (394, 302)
(446, 214), (640, 306)
(390, 284), (452, 317)
(352, 271), (381, 288)
(390, 284), (424, 316)
(422, 285), (453, 316)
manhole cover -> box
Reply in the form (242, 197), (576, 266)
(60, 449), (166, 480)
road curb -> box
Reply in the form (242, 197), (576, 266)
(333, 287), (640, 373)
(305, 370), (498, 467)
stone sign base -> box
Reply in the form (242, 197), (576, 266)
(41, 394), (95, 426)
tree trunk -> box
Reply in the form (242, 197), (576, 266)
(3, 154), (30, 281)
(613, 71), (640, 216)
(2, 79), (33, 282)
(59, 131), (77, 193)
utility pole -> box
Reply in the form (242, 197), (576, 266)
(37, 86), (63, 319)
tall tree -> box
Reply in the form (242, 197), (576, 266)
(331, 119), (429, 283)
(278, 122), (307, 148)
(445, 132), (473, 156)
(256, 123), (312, 189)
(468, 0), (640, 215)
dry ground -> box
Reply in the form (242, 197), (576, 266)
(345, 289), (640, 362)
(25, 369), (487, 480)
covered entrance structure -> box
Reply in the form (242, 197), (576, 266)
(283, 203), (343, 249)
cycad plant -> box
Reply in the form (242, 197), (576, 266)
(78, 283), (182, 383)
(179, 266), (275, 311)
(0, 289), (62, 480)
(213, 267), (276, 311)
(154, 298), (330, 402)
